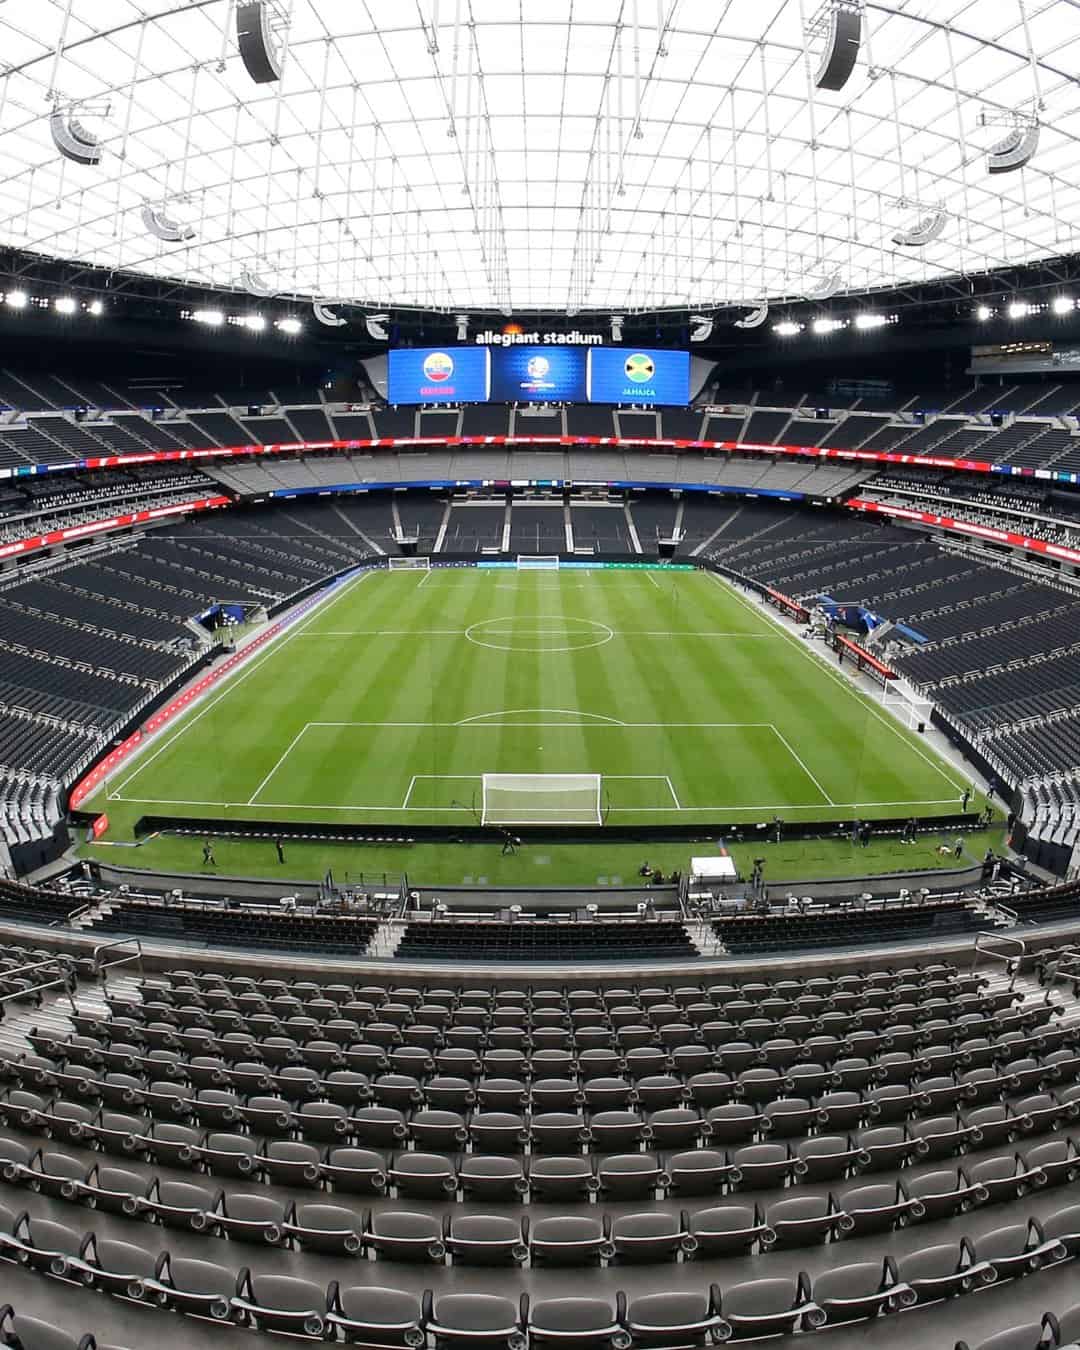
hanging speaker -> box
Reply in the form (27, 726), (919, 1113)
(815, 5), (862, 92)
(987, 122), (1040, 174)
(892, 210), (948, 248)
(49, 110), (103, 166)
(237, 1), (283, 84)
(734, 303), (769, 330)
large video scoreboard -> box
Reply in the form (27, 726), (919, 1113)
(388, 344), (690, 406)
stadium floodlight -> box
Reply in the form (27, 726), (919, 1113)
(365, 313), (391, 340)
(976, 305), (994, 321)
(812, 317), (844, 335)
(774, 320), (802, 337)
(49, 108), (104, 166)
(236, 1), (285, 84)
(142, 203), (196, 243)
(987, 119), (1040, 175)
(242, 314), (266, 332)
(193, 309), (225, 326)
(1052, 296), (1074, 316)
(854, 313), (889, 330)
(610, 314), (624, 341)
(54, 297), (77, 315)
(810, 0), (863, 92)
(314, 301), (347, 328)
(6, 291), (27, 309)
(88, 300), (104, 316)
(455, 313), (470, 341)
(1008, 300), (1031, 320)
(276, 317), (302, 334)
(892, 210), (948, 248)
(481, 774), (603, 826)
(689, 315), (714, 342)
(734, 302), (769, 330)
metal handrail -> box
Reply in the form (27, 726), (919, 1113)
(0, 952), (77, 983)
(0, 953), (79, 1014)
(91, 938), (143, 986)
(972, 931), (1027, 991)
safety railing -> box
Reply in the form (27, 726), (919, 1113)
(972, 931), (1026, 991)
(0, 952), (79, 1014)
(92, 938), (143, 987)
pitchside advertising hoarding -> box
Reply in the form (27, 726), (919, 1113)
(388, 346), (690, 406)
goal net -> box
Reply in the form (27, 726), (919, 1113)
(882, 681), (934, 729)
(481, 773), (602, 825)
(517, 555), (560, 571)
(388, 556), (430, 571)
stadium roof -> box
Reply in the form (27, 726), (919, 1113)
(2, 1), (1079, 315)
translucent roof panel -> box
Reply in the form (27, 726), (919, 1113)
(1, 0), (1078, 312)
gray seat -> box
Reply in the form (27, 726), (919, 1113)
(145, 1252), (236, 1321)
(530, 1215), (612, 1267)
(365, 1209), (446, 1262)
(763, 1195), (843, 1249)
(388, 1151), (457, 1198)
(458, 1155), (527, 1200)
(285, 1203), (364, 1255)
(718, 1273), (821, 1339)
(610, 1211), (692, 1263)
(811, 1258), (906, 1325)
(688, 1204), (766, 1256)
(233, 1271), (326, 1337)
(622, 1288), (723, 1347)
(215, 1192), (288, 1245)
(528, 1296), (628, 1349)
(0, 1308), (89, 1350)
(422, 1291), (526, 1349)
(894, 1240), (995, 1305)
(446, 1215), (528, 1266)
(74, 1233), (158, 1299)
(326, 1283), (424, 1347)
(321, 1146), (388, 1193)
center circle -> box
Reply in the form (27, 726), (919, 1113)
(465, 616), (614, 653)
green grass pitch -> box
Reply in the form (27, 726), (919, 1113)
(89, 565), (968, 832)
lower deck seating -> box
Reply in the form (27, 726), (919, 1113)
(395, 920), (698, 962)
(715, 899), (986, 955)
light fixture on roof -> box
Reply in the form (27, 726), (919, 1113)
(812, 317), (845, 335)
(313, 302), (346, 328)
(54, 297), (77, 315)
(142, 204), (196, 244)
(455, 314), (470, 342)
(242, 314), (266, 332)
(236, 1), (286, 84)
(892, 210), (948, 248)
(192, 309), (225, 327)
(1007, 300), (1032, 320)
(365, 313), (391, 341)
(774, 321), (803, 337)
(802, 270), (843, 302)
(88, 300), (104, 316)
(734, 303), (769, 330)
(983, 113), (1041, 175)
(807, 0), (864, 92)
(1052, 296), (1074, 316)
(240, 268), (276, 299)
(854, 313), (889, 330)
(277, 317), (302, 335)
(6, 291), (28, 309)
(976, 305), (994, 321)
(689, 315), (714, 343)
(610, 314), (624, 342)
(49, 107), (105, 166)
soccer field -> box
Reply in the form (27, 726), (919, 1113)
(94, 566), (967, 827)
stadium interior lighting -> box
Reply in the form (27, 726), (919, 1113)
(774, 320), (803, 337)
(976, 305), (994, 321)
(854, 313), (889, 330)
(1008, 300), (1032, 319)
(812, 317), (845, 335)
(87, 300), (104, 316)
(192, 309), (225, 326)
(242, 314), (267, 331)
(54, 297), (76, 315)
(6, 291), (27, 309)
(276, 316), (302, 334)
(455, 313), (469, 342)
(1052, 296), (1075, 315)
(610, 314), (624, 342)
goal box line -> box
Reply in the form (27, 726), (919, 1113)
(481, 772), (602, 825)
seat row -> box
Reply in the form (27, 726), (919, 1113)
(0, 1210), (1076, 1346)
(3, 1129), (1080, 1263)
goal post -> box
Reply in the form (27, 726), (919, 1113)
(517, 555), (560, 571)
(882, 680), (934, 729)
(481, 773), (602, 825)
(387, 556), (430, 571)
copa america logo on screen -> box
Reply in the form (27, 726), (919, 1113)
(422, 351), (455, 382)
(526, 355), (551, 381)
(624, 352), (656, 383)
